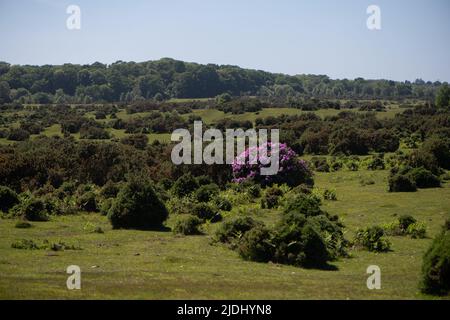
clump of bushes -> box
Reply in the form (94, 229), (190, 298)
(353, 226), (391, 252)
(420, 219), (450, 295)
(216, 194), (347, 268)
(389, 166), (441, 192)
(11, 239), (82, 251)
(383, 215), (427, 239)
(107, 178), (168, 230)
(172, 215), (202, 235)
(0, 186), (19, 213)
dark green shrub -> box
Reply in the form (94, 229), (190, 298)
(0, 186), (19, 213)
(237, 226), (274, 262)
(408, 167), (441, 188)
(388, 174), (417, 192)
(108, 178), (168, 230)
(311, 157), (330, 172)
(354, 226), (391, 252)
(272, 212), (334, 267)
(284, 193), (323, 217)
(21, 199), (49, 222)
(261, 186), (283, 209)
(367, 155), (385, 170)
(420, 228), (450, 295)
(215, 216), (263, 244)
(196, 175), (213, 186)
(172, 215), (202, 235)
(213, 197), (232, 211)
(192, 203), (221, 222)
(399, 215), (417, 232)
(77, 192), (98, 212)
(100, 180), (120, 198)
(247, 184), (261, 198)
(171, 173), (199, 198)
(194, 183), (220, 203)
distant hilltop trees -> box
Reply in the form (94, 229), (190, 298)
(0, 58), (447, 104)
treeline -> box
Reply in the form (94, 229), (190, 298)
(0, 58), (447, 104)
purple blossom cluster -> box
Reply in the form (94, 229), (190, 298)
(231, 142), (313, 187)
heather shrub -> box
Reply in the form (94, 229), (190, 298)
(108, 178), (168, 230)
(172, 215), (202, 235)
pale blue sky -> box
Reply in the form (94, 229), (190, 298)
(0, 0), (449, 82)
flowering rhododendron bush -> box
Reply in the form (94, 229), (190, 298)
(232, 142), (314, 187)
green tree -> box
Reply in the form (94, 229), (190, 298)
(435, 85), (450, 108)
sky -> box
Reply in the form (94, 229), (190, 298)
(0, 0), (449, 82)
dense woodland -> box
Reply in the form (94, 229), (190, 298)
(0, 58), (448, 104)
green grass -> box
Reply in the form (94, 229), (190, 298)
(1, 169), (448, 299)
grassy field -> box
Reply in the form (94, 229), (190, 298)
(1, 169), (448, 300)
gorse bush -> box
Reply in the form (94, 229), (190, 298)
(283, 193), (323, 217)
(172, 215), (202, 235)
(237, 226), (274, 262)
(192, 203), (221, 222)
(194, 183), (220, 203)
(261, 186), (283, 209)
(215, 216), (263, 245)
(213, 197), (232, 212)
(354, 226), (391, 252)
(21, 199), (50, 222)
(388, 173), (417, 192)
(108, 178), (168, 230)
(408, 167), (441, 188)
(420, 223), (450, 295)
(171, 173), (199, 198)
(0, 185), (19, 213)
(77, 191), (98, 212)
